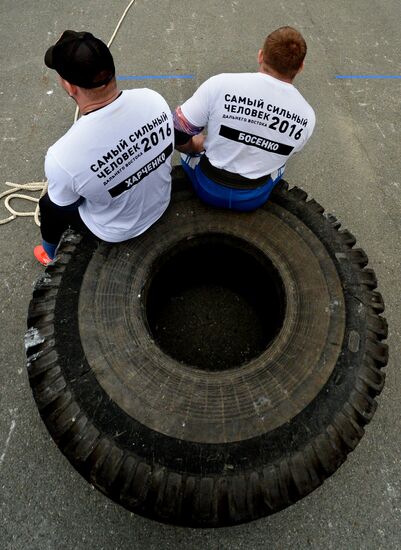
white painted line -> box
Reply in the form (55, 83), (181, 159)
(0, 419), (16, 468)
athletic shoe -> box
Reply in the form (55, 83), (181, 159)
(34, 245), (53, 266)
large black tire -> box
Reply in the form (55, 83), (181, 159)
(26, 169), (388, 527)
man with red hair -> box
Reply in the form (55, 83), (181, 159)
(174, 26), (315, 211)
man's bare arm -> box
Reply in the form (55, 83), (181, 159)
(175, 133), (205, 153)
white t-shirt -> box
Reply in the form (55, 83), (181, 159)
(45, 89), (174, 242)
(180, 72), (315, 179)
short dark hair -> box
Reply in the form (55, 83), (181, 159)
(262, 26), (307, 79)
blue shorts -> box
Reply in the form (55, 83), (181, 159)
(180, 153), (283, 211)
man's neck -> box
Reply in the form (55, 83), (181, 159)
(259, 65), (294, 84)
(78, 88), (121, 115)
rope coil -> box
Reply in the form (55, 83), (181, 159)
(0, 182), (47, 226)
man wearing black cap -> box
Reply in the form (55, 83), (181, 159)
(35, 30), (174, 265)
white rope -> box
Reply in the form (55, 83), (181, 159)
(1, 0), (137, 227)
(0, 182), (46, 226)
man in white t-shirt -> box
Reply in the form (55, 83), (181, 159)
(173, 26), (315, 211)
(35, 30), (174, 265)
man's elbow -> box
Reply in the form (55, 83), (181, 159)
(175, 133), (205, 154)
(175, 138), (195, 153)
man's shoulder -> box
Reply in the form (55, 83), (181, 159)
(48, 89), (171, 155)
(291, 87), (315, 117)
(123, 87), (160, 97)
(205, 72), (256, 83)
(198, 72), (258, 92)
(123, 87), (168, 105)
(47, 125), (78, 158)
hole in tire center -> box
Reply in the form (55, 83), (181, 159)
(145, 233), (286, 371)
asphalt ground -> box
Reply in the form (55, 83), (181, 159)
(1, 1), (400, 548)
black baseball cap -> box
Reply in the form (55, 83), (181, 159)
(45, 30), (115, 88)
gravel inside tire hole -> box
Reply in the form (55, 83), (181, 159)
(145, 234), (286, 371)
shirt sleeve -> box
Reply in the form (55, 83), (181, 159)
(173, 106), (205, 146)
(294, 107), (316, 154)
(45, 149), (81, 206)
(305, 108), (316, 141)
(179, 77), (213, 128)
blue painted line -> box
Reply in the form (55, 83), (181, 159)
(336, 75), (401, 79)
(117, 74), (195, 80)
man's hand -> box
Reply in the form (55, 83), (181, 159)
(176, 133), (205, 154)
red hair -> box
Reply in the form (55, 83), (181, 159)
(263, 27), (307, 79)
